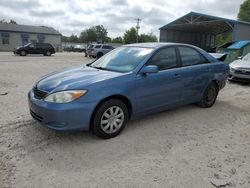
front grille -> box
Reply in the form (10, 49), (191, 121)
(235, 69), (250, 75)
(33, 87), (48, 99)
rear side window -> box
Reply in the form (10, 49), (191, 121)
(95, 45), (101, 49)
(147, 47), (177, 71)
(178, 47), (207, 66)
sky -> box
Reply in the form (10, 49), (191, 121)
(0, 0), (246, 38)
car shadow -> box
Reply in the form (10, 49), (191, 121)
(12, 54), (55, 58)
(18, 99), (248, 174)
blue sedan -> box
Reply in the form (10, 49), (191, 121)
(28, 43), (229, 138)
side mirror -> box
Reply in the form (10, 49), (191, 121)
(140, 65), (159, 74)
(237, 56), (242, 60)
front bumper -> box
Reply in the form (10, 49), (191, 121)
(28, 90), (96, 131)
(228, 71), (250, 82)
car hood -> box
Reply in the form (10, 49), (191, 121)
(230, 60), (250, 69)
(36, 65), (123, 93)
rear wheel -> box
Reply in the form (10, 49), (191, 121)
(198, 82), (218, 108)
(91, 99), (129, 139)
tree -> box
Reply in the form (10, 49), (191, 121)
(9, 20), (17, 24)
(69, 34), (79, 43)
(95, 25), (108, 43)
(61, 35), (69, 42)
(112, 37), (123, 43)
(79, 25), (108, 44)
(215, 33), (232, 46)
(123, 27), (137, 44)
(139, 33), (157, 42)
(0, 19), (17, 24)
(238, 0), (250, 22)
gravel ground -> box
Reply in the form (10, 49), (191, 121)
(0, 52), (250, 188)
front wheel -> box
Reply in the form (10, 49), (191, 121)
(198, 82), (218, 108)
(91, 99), (129, 139)
(20, 51), (26, 56)
(45, 51), (51, 56)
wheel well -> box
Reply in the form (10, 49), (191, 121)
(97, 52), (103, 56)
(90, 95), (132, 129)
(212, 80), (219, 91)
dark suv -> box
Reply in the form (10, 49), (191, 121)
(14, 42), (55, 56)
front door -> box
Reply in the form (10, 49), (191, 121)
(135, 47), (183, 114)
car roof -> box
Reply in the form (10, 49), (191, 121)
(124, 42), (196, 49)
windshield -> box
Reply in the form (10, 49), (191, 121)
(243, 53), (250, 61)
(90, 46), (153, 73)
(24, 43), (32, 47)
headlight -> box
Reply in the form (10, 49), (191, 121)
(229, 66), (235, 72)
(44, 90), (87, 103)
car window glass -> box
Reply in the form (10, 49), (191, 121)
(29, 43), (35, 48)
(243, 53), (250, 61)
(95, 45), (101, 48)
(147, 48), (177, 71)
(179, 47), (206, 66)
(91, 47), (153, 73)
(102, 45), (110, 49)
(37, 43), (42, 48)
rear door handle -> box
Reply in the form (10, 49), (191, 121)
(173, 73), (181, 79)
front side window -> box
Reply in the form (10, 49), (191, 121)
(29, 43), (35, 48)
(2, 37), (9, 45)
(179, 47), (207, 66)
(146, 47), (177, 71)
(90, 47), (153, 73)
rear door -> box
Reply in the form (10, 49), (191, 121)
(177, 46), (212, 102)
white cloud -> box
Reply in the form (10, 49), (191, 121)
(0, 0), (245, 37)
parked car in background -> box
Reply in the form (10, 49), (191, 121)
(28, 43), (229, 139)
(86, 44), (114, 58)
(229, 53), (250, 83)
(63, 45), (86, 53)
(14, 42), (55, 56)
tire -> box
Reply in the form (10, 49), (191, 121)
(198, 82), (218, 108)
(45, 51), (51, 56)
(96, 53), (103, 59)
(91, 99), (129, 139)
(20, 51), (26, 56)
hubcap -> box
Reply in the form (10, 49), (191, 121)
(101, 106), (124, 134)
(206, 87), (216, 103)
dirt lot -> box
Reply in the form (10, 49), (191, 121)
(0, 52), (250, 188)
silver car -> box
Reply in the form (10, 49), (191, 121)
(87, 44), (114, 58)
(229, 53), (250, 83)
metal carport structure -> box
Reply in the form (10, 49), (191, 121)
(159, 12), (250, 51)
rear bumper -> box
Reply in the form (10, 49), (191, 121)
(28, 90), (97, 131)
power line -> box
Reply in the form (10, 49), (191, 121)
(135, 18), (141, 43)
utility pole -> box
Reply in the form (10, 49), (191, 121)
(135, 18), (141, 43)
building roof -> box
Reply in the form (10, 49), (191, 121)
(159, 11), (250, 35)
(0, 23), (61, 35)
(228, 41), (250, 49)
